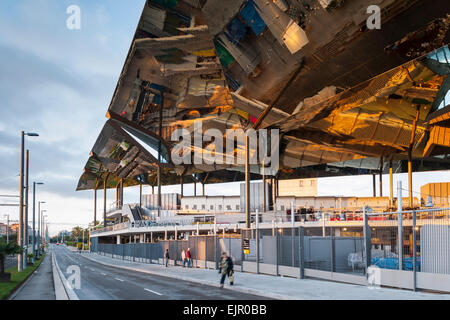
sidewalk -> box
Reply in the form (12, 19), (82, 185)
(81, 251), (450, 300)
(10, 251), (56, 300)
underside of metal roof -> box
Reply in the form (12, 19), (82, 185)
(77, 0), (450, 191)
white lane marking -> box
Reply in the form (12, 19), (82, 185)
(144, 288), (163, 296)
(101, 272), (106, 276)
(114, 277), (124, 282)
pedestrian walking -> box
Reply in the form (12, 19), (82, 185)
(227, 254), (234, 286)
(186, 247), (192, 268)
(182, 249), (186, 267)
(219, 252), (234, 288)
(164, 248), (170, 267)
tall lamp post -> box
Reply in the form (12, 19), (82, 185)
(32, 182), (44, 263)
(37, 202), (46, 258)
(42, 215), (48, 250)
(18, 131), (39, 272)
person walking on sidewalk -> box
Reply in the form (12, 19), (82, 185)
(164, 249), (170, 267)
(181, 249), (186, 268)
(186, 248), (192, 268)
(219, 252), (234, 288)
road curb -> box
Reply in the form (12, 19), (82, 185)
(52, 247), (79, 300)
(81, 253), (292, 300)
(51, 249), (69, 300)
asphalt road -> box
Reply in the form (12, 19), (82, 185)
(53, 245), (267, 300)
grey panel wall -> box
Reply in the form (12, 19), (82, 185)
(421, 225), (450, 275)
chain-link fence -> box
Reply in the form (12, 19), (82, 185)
(367, 208), (450, 275)
(241, 225), (365, 276)
(93, 234), (241, 269)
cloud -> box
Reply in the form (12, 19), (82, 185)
(0, 0), (144, 235)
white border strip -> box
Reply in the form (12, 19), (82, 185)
(52, 248), (79, 300)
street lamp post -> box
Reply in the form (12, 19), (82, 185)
(32, 182), (44, 263)
(23, 149), (29, 271)
(37, 202), (45, 258)
(42, 215), (48, 250)
(18, 131), (39, 272)
(41, 211), (47, 254)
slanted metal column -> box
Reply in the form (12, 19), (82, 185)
(389, 159), (393, 209)
(245, 134), (251, 228)
(397, 181), (403, 270)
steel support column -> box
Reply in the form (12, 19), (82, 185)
(103, 176), (107, 228)
(389, 159), (393, 209)
(94, 186), (97, 226)
(379, 156), (383, 197)
(397, 181), (403, 270)
(262, 163), (266, 212)
(413, 210), (417, 291)
(245, 134), (250, 229)
(372, 174), (376, 197)
(408, 149), (413, 208)
(139, 183), (142, 207)
(157, 165), (161, 217)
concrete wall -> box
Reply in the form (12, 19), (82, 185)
(368, 267), (450, 292)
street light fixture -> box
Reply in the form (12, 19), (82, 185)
(32, 182), (44, 263)
(18, 131), (39, 272)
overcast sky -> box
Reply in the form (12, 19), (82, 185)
(0, 0), (449, 236)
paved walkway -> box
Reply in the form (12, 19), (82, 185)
(11, 251), (56, 300)
(80, 250), (450, 300)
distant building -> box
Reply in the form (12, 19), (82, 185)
(278, 178), (318, 197)
(0, 223), (10, 236)
(421, 182), (450, 206)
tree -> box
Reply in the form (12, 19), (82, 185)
(0, 241), (23, 280)
(71, 226), (84, 239)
